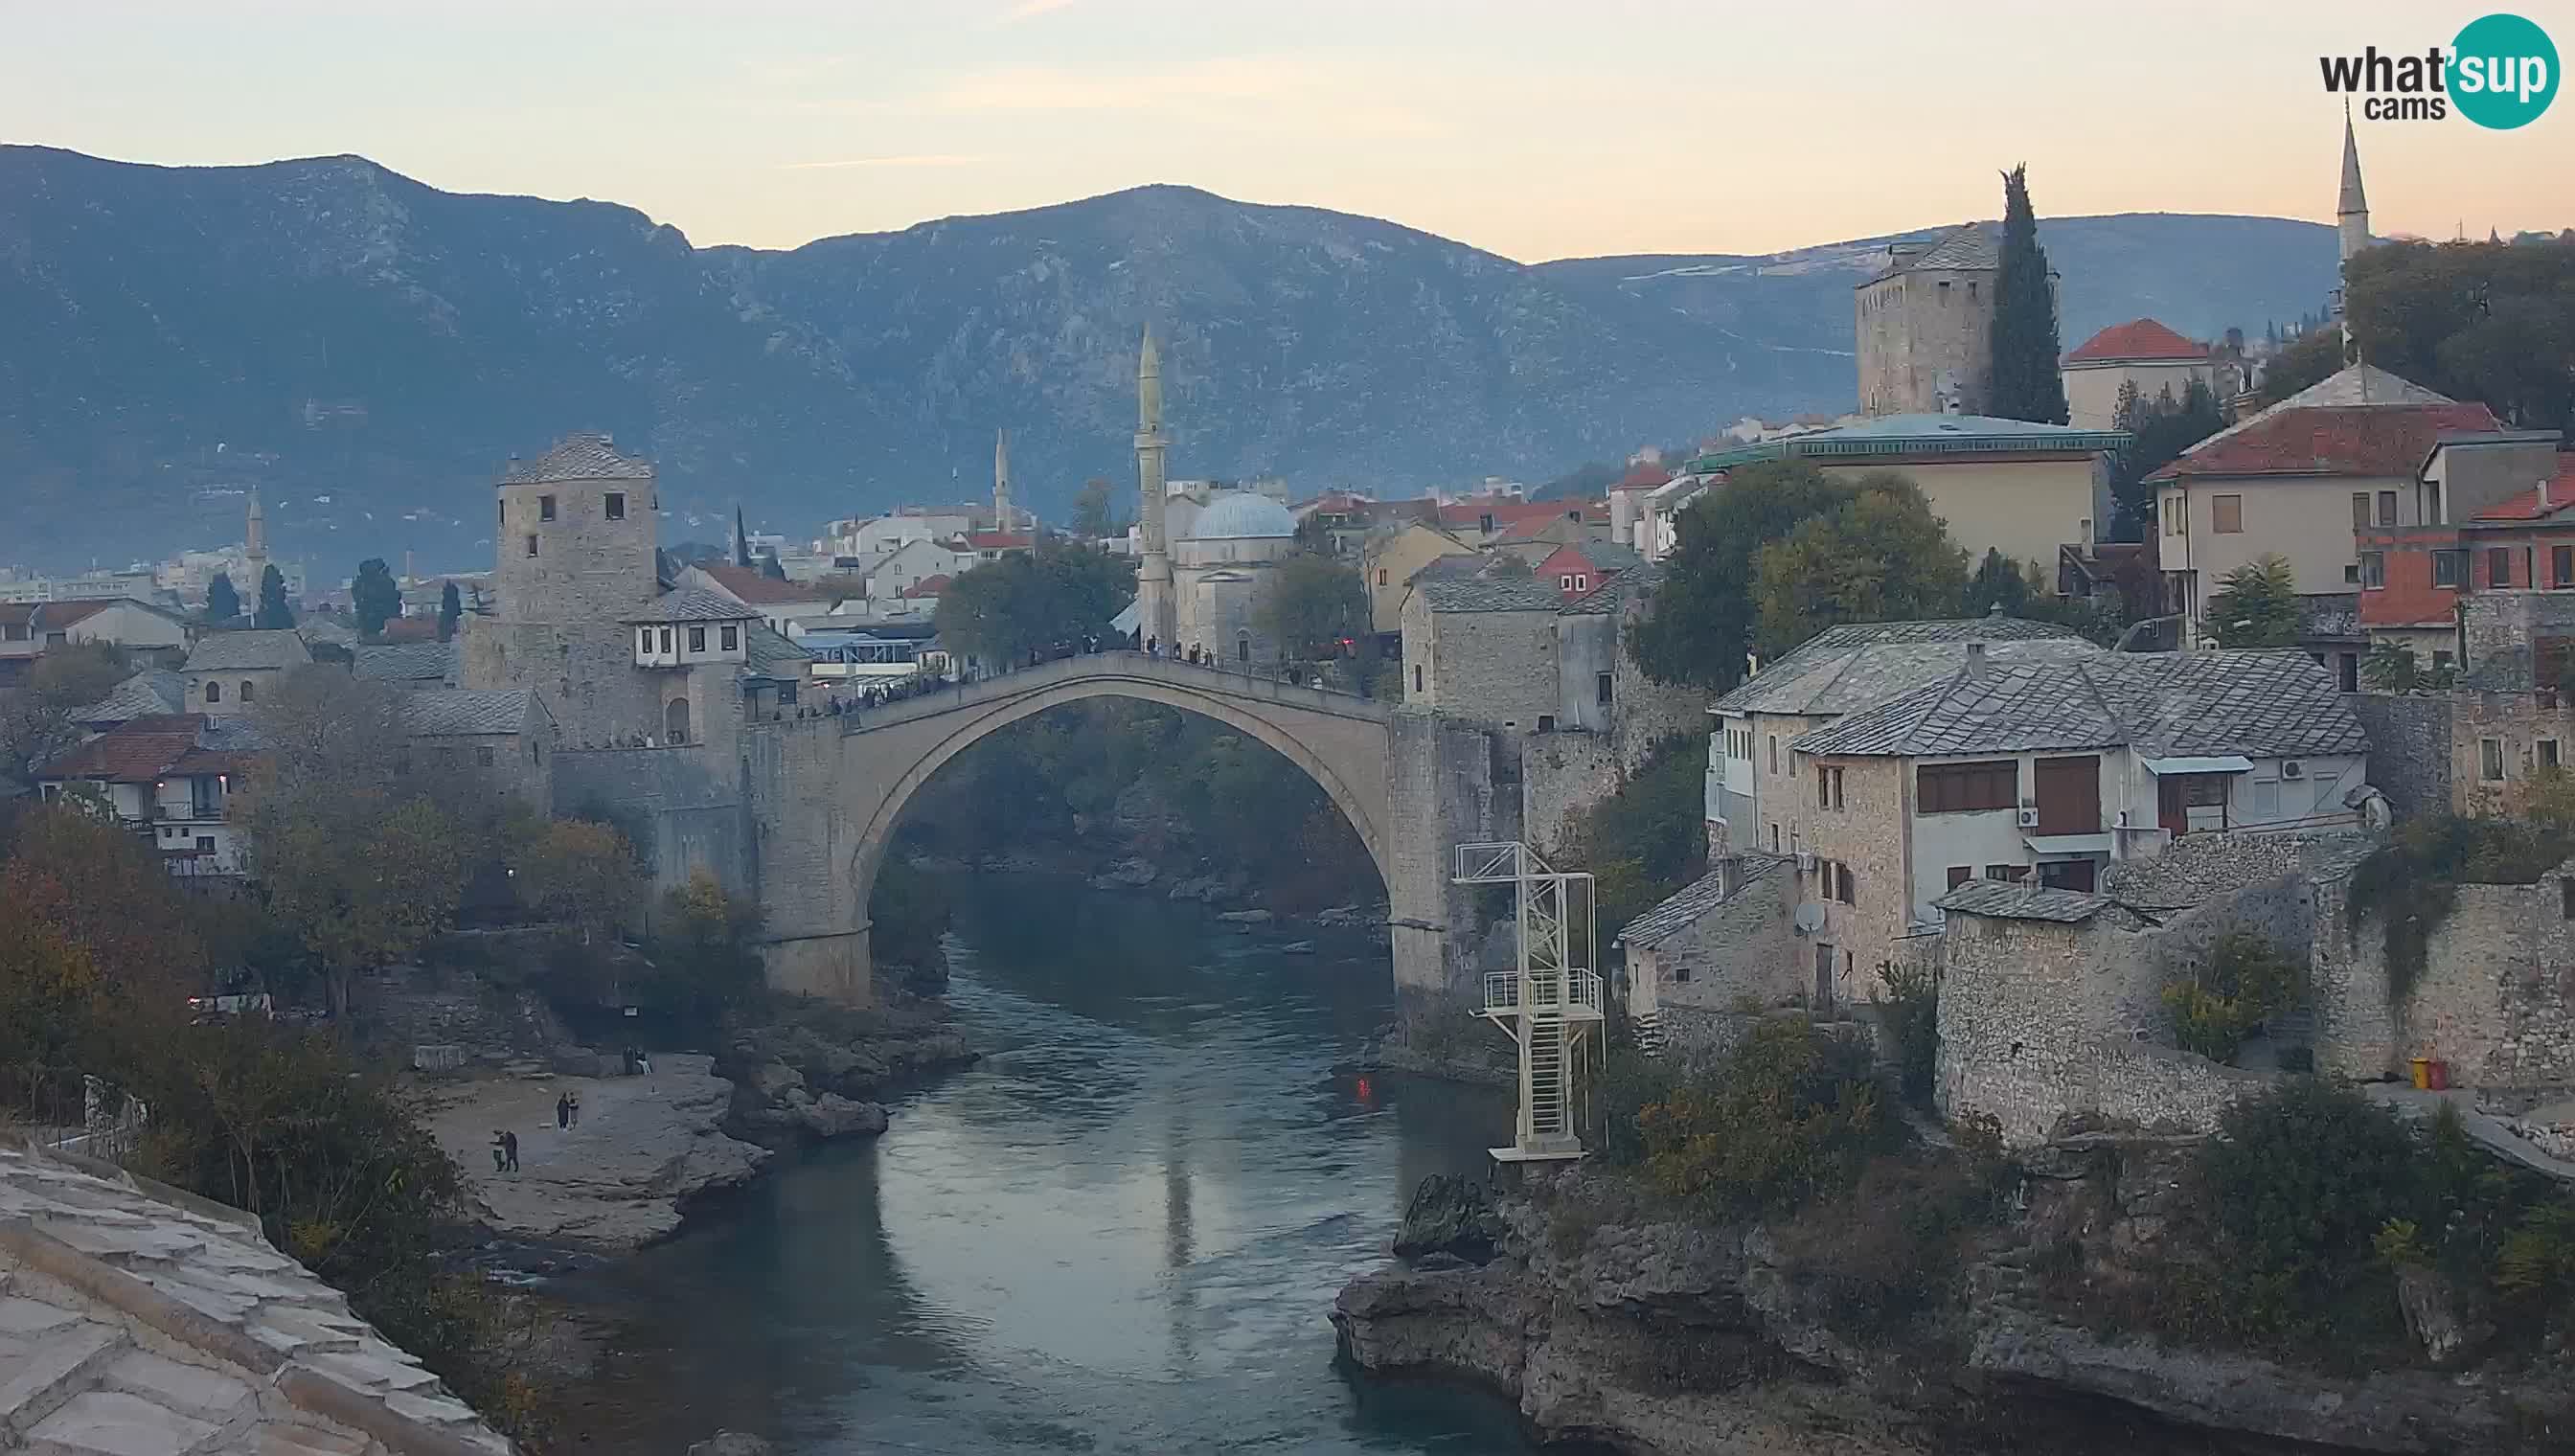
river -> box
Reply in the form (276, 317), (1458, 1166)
(555, 872), (1553, 1455)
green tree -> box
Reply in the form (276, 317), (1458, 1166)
(1750, 474), (1970, 657)
(2343, 237), (2575, 430)
(1070, 477), (1122, 539)
(1987, 164), (2069, 424)
(1962, 548), (2031, 617)
(1628, 460), (1856, 691)
(206, 571), (240, 623)
(353, 558), (400, 640)
(520, 819), (641, 946)
(643, 871), (766, 1029)
(2108, 378), (2227, 538)
(1257, 553), (1368, 662)
(2257, 328), (2343, 405)
(0, 642), (132, 788)
(934, 540), (1135, 664)
(2205, 554), (2301, 648)
(254, 563), (293, 629)
(2360, 641), (2452, 693)
(437, 581), (462, 642)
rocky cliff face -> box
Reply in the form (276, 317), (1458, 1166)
(1333, 1150), (2570, 1455)
(0, 145), (2336, 564)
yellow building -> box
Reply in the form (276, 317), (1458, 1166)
(1361, 522), (1477, 634)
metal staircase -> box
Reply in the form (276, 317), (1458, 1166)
(1455, 841), (1605, 1162)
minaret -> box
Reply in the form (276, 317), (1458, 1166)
(243, 488), (268, 594)
(1133, 326), (1175, 648)
(993, 428), (1014, 533)
(2336, 103), (2371, 368)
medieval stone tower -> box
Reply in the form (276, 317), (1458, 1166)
(463, 433), (669, 745)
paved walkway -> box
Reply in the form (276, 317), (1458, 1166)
(0, 1136), (512, 1454)
(2364, 1085), (2575, 1183)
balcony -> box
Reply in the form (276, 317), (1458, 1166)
(1481, 969), (1606, 1020)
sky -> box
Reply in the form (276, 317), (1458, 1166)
(2, 1), (2568, 262)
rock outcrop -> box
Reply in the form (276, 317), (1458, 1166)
(718, 1003), (978, 1147)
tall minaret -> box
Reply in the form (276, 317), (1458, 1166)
(993, 427), (1014, 533)
(1133, 326), (1175, 648)
(243, 487), (268, 592)
(2336, 104), (2371, 368)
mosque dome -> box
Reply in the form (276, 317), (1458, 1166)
(1184, 490), (1296, 541)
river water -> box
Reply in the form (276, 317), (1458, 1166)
(557, 873), (1546, 1454)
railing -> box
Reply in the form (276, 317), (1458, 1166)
(1482, 969), (1605, 1017)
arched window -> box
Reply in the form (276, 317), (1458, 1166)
(1236, 631), (1250, 663)
(665, 697), (692, 746)
(204, 680), (221, 704)
(239, 680), (256, 703)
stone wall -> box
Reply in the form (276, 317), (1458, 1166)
(552, 742), (748, 912)
(1411, 602), (1559, 729)
(1387, 711), (1520, 1007)
(2346, 691), (2451, 819)
(1631, 860), (1798, 1019)
(355, 956), (572, 1064)
(2314, 867), (2575, 1088)
(1609, 626), (1711, 775)
(1520, 730), (1620, 856)
(2450, 689), (2575, 813)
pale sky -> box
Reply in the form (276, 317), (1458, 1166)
(3, 0), (2567, 261)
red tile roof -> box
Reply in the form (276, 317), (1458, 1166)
(2467, 462), (2575, 521)
(1610, 463), (1672, 492)
(696, 562), (823, 605)
(37, 716), (210, 784)
(901, 575), (952, 599)
(2147, 402), (2501, 483)
(961, 532), (1034, 551)
(2064, 318), (2208, 365)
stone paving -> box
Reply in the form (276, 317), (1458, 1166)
(0, 1138), (512, 1456)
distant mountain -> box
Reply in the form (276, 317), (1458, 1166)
(0, 147), (2340, 568)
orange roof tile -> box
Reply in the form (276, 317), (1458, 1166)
(2064, 318), (2208, 365)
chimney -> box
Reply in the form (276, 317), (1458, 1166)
(2542, 476), (2554, 510)
(1966, 642), (1988, 676)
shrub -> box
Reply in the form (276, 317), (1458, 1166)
(1637, 1019), (1898, 1216)
(1594, 1043), (1680, 1167)
(2163, 931), (2300, 1062)
(1871, 959), (1939, 1105)
(2348, 814), (2571, 1005)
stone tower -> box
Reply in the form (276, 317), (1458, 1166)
(993, 427), (1014, 533)
(463, 432), (667, 744)
(2336, 105), (2372, 266)
(1133, 326), (1176, 648)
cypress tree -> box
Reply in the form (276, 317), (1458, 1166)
(254, 564), (294, 629)
(438, 581), (462, 641)
(1987, 164), (2069, 424)
(205, 571), (239, 623)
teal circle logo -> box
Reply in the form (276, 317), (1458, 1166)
(2451, 13), (2558, 128)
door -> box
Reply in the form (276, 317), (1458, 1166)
(2157, 775), (2186, 838)
(1812, 943), (1834, 1012)
(2033, 756), (2101, 834)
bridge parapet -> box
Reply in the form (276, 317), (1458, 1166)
(840, 650), (1391, 736)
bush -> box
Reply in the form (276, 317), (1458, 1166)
(1637, 1019), (1898, 1216)
(2348, 814), (2571, 1005)
(1594, 1043), (1680, 1167)
(2164, 931), (2301, 1062)
(1871, 959), (1939, 1105)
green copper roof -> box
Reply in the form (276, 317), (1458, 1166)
(1692, 414), (2131, 472)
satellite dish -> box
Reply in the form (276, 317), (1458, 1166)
(1791, 903), (1827, 936)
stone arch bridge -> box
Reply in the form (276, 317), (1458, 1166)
(736, 651), (1513, 1009)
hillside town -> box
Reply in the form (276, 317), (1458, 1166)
(5, 45), (2575, 1456)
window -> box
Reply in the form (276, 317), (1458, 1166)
(499, 500), (507, 527)
(436, 747), (458, 768)
(2345, 563), (2361, 583)
(605, 492), (626, 521)
(1537, 715), (1555, 733)
(2490, 547), (2514, 588)
(539, 494), (557, 522)
(2359, 552), (2385, 589)
(1377, 569), (1388, 586)
(529, 740), (543, 765)
(1596, 671), (1613, 707)
(1984, 863), (2018, 882)
(2352, 492), (2372, 531)
(2481, 738), (2506, 782)
(1916, 760), (2017, 813)
(204, 680), (221, 704)
(2212, 494), (2243, 534)
(525, 535), (538, 557)
(721, 625), (739, 650)
(2434, 649), (2454, 673)
(639, 628), (653, 654)
(1938, 281), (1951, 303)
(1413, 665), (1424, 694)
(2377, 490), (2398, 527)
(1770, 823), (1781, 852)
(1968, 281), (1978, 301)
(2541, 739), (2562, 771)
(1836, 863), (1857, 905)
(2556, 546), (2573, 588)
(2250, 777), (2279, 818)
(476, 744), (496, 767)
(1767, 736), (1779, 774)
(238, 680), (254, 703)
(1574, 575), (1588, 592)
(1947, 865), (1972, 890)
(195, 836), (215, 853)
(2162, 496), (2178, 536)
(1817, 765), (1831, 808)
(2434, 550), (2465, 587)
(659, 627), (674, 652)
(689, 626), (707, 652)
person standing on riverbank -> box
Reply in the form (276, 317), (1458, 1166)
(556, 1092), (570, 1130)
(568, 1091), (582, 1127)
(501, 1129), (520, 1172)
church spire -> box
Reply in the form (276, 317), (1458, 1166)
(993, 427), (1013, 532)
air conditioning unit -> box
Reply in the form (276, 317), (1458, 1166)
(1794, 850), (1817, 874)
(2282, 760), (2305, 780)
(2017, 808), (2041, 828)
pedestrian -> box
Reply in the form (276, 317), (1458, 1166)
(556, 1092), (570, 1130)
(502, 1129), (520, 1172)
(568, 1091), (581, 1126)
(637, 1049), (652, 1077)
(491, 1133), (506, 1173)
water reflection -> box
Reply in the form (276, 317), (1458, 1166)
(558, 873), (1536, 1455)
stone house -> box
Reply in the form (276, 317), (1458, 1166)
(2357, 439), (2574, 663)
(400, 687), (556, 809)
(1361, 522), (1477, 635)
(863, 537), (976, 609)
(2059, 318), (2218, 431)
(1614, 854), (1797, 1060)
(1689, 414), (2126, 585)
(1535, 539), (1642, 601)
(353, 640), (461, 691)
(1400, 578), (1563, 727)
(33, 713), (265, 881)
(2149, 363), (2498, 642)
(1783, 648), (2371, 999)
(1854, 223), (2017, 418)
(180, 628), (312, 717)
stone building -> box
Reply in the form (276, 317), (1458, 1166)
(1613, 854), (1796, 1061)
(180, 629), (311, 717)
(1169, 489), (1300, 666)
(33, 713), (263, 881)
(1400, 578), (1562, 730)
(2060, 318), (2218, 432)
(1360, 522), (1476, 635)
(1689, 414), (2127, 582)
(2356, 432), (2571, 662)
(400, 687), (556, 810)
(1854, 223), (2038, 418)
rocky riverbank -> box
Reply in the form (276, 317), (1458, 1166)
(1333, 1154), (2575, 1456)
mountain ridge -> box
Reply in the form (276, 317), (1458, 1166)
(0, 147), (2339, 569)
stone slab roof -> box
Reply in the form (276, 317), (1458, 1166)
(496, 432), (650, 485)
(1791, 648), (2369, 761)
(1614, 855), (1786, 948)
(1933, 879), (2113, 922)
(1561, 562), (1664, 616)
(75, 670), (186, 725)
(1867, 222), (1999, 280)
(692, 563), (824, 607)
(627, 588), (761, 625)
(352, 641), (458, 686)
(183, 630), (311, 673)
(2101, 830), (2379, 909)
(1711, 618), (2096, 717)
(1421, 578), (1567, 614)
(744, 625), (813, 681)
(0, 1138), (512, 1454)
(401, 688), (538, 739)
